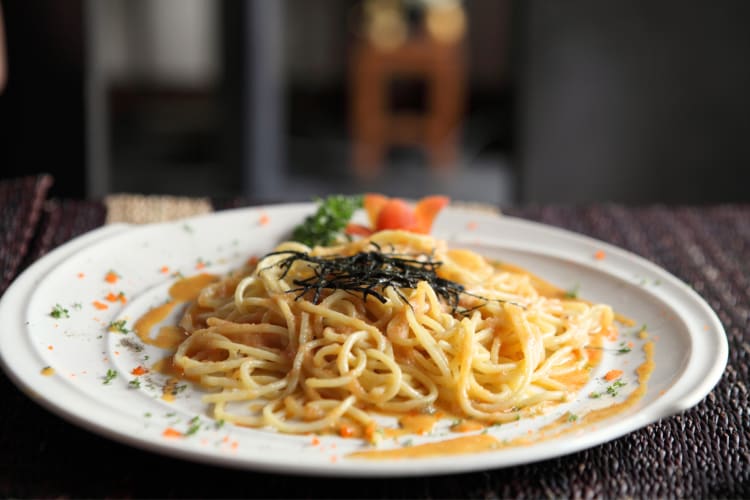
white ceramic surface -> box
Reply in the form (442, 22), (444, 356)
(0, 204), (728, 476)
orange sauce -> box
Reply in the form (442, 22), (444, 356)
(133, 301), (177, 347)
(350, 433), (500, 460)
(450, 419), (485, 433)
(132, 274), (217, 349)
(150, 325), (186, 350)
(383, 413), (441, 438)
(168, 273), (217, 302)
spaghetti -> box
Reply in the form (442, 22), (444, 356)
(172, 230), (615, 440)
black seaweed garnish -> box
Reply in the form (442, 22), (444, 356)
(260, 244), (506, 314)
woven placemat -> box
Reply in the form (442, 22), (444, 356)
(105, 194), (212, 224)
(0, 175), (53, 294)
(22, 199), (107, 266)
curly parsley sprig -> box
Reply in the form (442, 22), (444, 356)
(291, 195), (362, 247)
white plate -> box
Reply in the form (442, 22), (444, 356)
(0, 204), (728, 476)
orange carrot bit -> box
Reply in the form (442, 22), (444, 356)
(92, 301), (109, 310)
(131, 365), (148, 376)
(160, 266), (170, 274)
(258, 213), (270, 226)
(414, 195), (450, 233)
(105, 271), (119, 284)
(338, 424), (355, 438)
(606, 328), (619, 341)
(77, 272), (85, 279)
(604, 369), (623, 381)
(195, 260), (206, 270)
(47, 345), (54, 351)
(118, 292), (127, 304)
(105, 292), (119, 302)
(162, 427), (183, 439)
(363, 422), (378, 443)
(310, 436), (321, 446)
(594, 250), (606, 261)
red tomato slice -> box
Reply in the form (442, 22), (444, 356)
(363, 193), (389, 227)
(345, 222), (374, 237)
(376, 198), (419, 231)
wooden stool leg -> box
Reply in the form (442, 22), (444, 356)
(351, 53), (387, 177)
(426, 51), (464, 169)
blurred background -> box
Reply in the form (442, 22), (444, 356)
(1, 0), (749, 205)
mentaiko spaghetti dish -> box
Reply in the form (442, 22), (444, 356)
(173, 230), (615, 441)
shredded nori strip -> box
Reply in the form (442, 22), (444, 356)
(260, 244), (497, 314)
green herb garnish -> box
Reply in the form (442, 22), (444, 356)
(606, 380), (627, 397)
(564, 284), (580, 299)
(185, 416), (202, 436)
(291, 195), (363, 247)
(107, 319), (129, 334)
(50, 304), (69, 319)
(128, 378), (141, 389)
(103, 369), (117, 385)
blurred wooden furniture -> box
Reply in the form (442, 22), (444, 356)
(350, 34), (465, 175)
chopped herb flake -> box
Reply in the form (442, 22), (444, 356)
(185, 418), (202, 436)
(128, 378), (141, 389)
(107, 319), (129, 334)
(50, 304), (69, 319)
(607, 380), (627, 397)
(564, 284), (580, 299)
(103, 369), (117, 385)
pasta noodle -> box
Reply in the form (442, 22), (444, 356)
(173, 230), (615, 440)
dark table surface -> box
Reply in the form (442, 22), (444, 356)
(0, 175), (748, 498)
